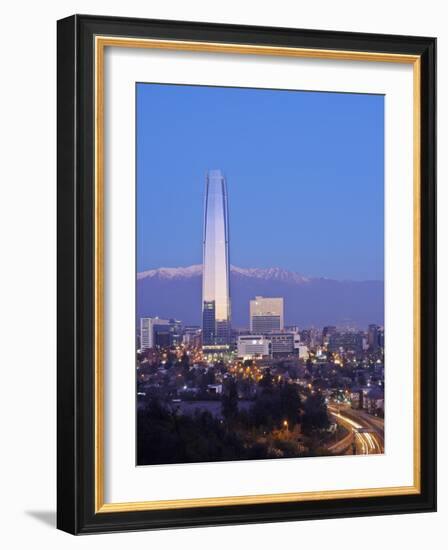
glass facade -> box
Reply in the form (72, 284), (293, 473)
(252, 315), (282, 333)
(202, 170), (231, 347)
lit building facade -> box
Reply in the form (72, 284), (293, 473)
(250, 296), (284, 332)
(237, 335), (271, 359)
(328, 331), (363, 354)
(322, 325), (337, 345)
(269, 332), (295, 355)
(140, 317), (182, 349)
(140, 317), (170, 350)
(296, 344), (309, 360)
(202, 170), (231, 351)
(182, 325), (201, 346)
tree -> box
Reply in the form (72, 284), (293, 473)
(205, 369), (216, 385)
(305, 358), (313, 374)
(251, 392), (277, 429)
(313, 377), (329, 391)
(357, 372), (367, 387)
(221, 379), (238, 423)
(180, 352), (190, 375)
(258, 368), (273, 390)
(301, 393), (330, 435)
(137, 398), (271, 465)
(163, 350), (176, 369)
(279, 384), (302, 428)
(215, 360), (226, 374)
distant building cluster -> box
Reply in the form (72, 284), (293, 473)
(350, 386), (385, 415)
(140, 299), (384, 363)
(140, 317), (200, 351)
(140, 317), (183, 350)
(137, 310), (385, 420)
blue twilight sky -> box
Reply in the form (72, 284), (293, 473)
(136, 83), (384, 281)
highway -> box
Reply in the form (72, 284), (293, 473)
(328, 404), (384, 456)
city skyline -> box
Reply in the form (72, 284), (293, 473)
(137, 83), (384, 280)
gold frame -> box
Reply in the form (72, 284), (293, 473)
(94, 36), (421, 514)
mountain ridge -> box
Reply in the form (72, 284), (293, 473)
(136, 265), (384, 328)
(137, 264), (381, 284)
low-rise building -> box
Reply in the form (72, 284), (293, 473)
(350, 388), (364, 409)
(269, 332), (295, 355)
(296, 344), (309, 360)
(237, 335), (271, 359)
(364, 387), (384, 414)
(207, 384), (223, 395)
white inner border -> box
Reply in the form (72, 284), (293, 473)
(104, 46), (414, 504)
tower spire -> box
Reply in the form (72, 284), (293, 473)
(202, 170), (231, 353)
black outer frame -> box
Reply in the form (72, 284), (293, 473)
(57, 14), (436, 535)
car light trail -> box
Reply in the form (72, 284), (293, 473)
(330, 408), (383, 455)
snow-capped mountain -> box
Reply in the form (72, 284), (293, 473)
(137, 264), (310, 284)
(137, 264), (203, 281)
(231, 266), (310, 284)
(136, 265), (384, 328)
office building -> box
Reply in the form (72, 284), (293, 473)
(368, 324), (379, 351)
(237, 335), (271, 359)
(328, 331), (363, 354)
(378, 328), (385, 348)
(322, 325), (337, 344)
(269, 332), (295, 355)
(182, 326), (201, 346)
(168, 319), (183, 346)
(140, 317), (170, 350)
(250, 296), (284, 333)
(202, 170), (231, 351)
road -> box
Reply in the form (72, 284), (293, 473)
(328, 405), (384, 456)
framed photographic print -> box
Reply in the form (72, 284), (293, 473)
(57, 14), (436, 534)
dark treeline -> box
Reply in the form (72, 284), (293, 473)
(137, 377), (330, 465)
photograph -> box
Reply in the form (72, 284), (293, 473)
(136, 83), (385, 466)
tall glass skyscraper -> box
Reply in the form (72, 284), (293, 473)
(202, 170), (231, 350)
